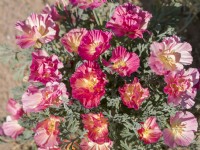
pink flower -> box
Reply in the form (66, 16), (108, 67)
(82, 113), (111, 144)
(22, 85), (47, 113)
(2, 116), (24, 139)
(194, 68), (200, 90)
(29, 50), (63, 84)
(7, 98), (24, 119)
(137, 116), (162, 144)
(16, 13), (59, 49)
(118, 77), (149, 110)
(42, 4), (64, 21)
(22, 82), (68, 112)
(70, 61), (107, 108)
(148, 36), (193, 75)
(43, 82), (69, 106)
(164, 68), (199, 109)
(106, 3), (152, 39)
(103, 46), (140, 77)
(69, 0), (106, 9)
(163, 111), (198, 148)
(34, 116), (60, 149)
(80, 136), (113, 150)
(61, 28), (88, 53)
(78, 30), (112, 61)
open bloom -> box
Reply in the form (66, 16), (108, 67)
(119, 77), (149, 110)
(69, 0), (106, 9)
(164, 68), (199, 109)
(137, 116), (162, 144)
(7, 98), (24, 119)
(22, 82), (68, 112)
(103, 46), (140, 76)
(61, 28), (88, 53)
(70, 61), (107, 108)
(29, 50), (63, 84)
(80, 136), (113, 150)
(148, 36), (193, 75)
(163, 111), (198, 148)
(34, 116), (60, 149)
(2, 116), (24, 139)
(16, 13), (59, 49)
(82, 113), (111, 144)
(78, 30), (112, 61)
(106, 3), (152, 39)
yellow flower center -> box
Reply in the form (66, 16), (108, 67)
(89, 42), (100, 55)
(158, 50), (180, 70)
(48, 119), (56, 133)
(171, 123), (185, 136)
(113, 59), (126, 69)
(75, 74), (98, 92)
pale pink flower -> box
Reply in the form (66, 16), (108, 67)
(34, 116), (60, 149)
(163, 111), (198, 148)
(78, 30), (112, 61)
(148, 36), (193, 75)
(16, 13), (59, 49)
(29, 50), (63, 84)
(69, 0), (106, 9)
(137, 116), (162, 144)
(2, 116), (24, 139)
(106, 3), (152, 39)
(22, 85), (47, 113)
(61, 28), (88, 53)
(164, 68), (199, 109)
(103, 46), (140, 77)
(42, 4), (63, 21)
(43, 82), (69, 106)
(118, 77), (149, 110)
(22, 82), (68, 112)
(7, 98), (24, 119)
(80, 136), (113, 150)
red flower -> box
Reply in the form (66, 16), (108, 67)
(118, 77), (149, 110)
(137, 116), (162, 144)
(70, 61), (107, 108)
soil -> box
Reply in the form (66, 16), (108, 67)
(0, 0), (200, 149)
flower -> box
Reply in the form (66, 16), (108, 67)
(29, 50), (63, 84)
(70, 61), (107, 108)
(106, 3), (152, 39)
(163, 111), (198, 148)
(148, 36), (193, 75)
(2, 116), (24, 139)
(164, 68), (199, 109)
(69, 0), (106, 9)
(137, 116), (162, 144)
(61, 28), (88, 53)
(22, 85), (47, 112)
(82, 113), (111, 144)
(43, 82), (69, 106)
(78, 30), (112, 61)
(7, 98), (24, 119)
(118, 77), (149, 110)
(34, 116), (60, 149)
(42, 4), (64, 21)
(103, 46), (140, 77)
(22, 82), (68, 112)
(80, 136), (113, 150)
(16, 13), (59, 49)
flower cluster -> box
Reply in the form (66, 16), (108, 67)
(1, 1), (199, 150)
